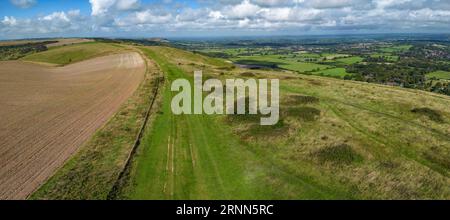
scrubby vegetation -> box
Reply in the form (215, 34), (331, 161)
(313, 144), (363, 165)
(0, 41), (56, 61)
(411, 107), (444, 123)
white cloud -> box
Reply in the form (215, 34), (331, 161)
(90, 0), (140, 16)
(2, 16), (18, 26)
(116, 0), (140, 11)
(308, 0), (360, 9)
(40, 12), (70, 22)
(0, 10), (87, 39)
(114, 10), (172, 26)
(224, 0), (261, 19)
(250, 0), (295, 7)
(9, 0), (36, 9)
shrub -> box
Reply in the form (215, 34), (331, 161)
(411, 107), (443, 123)
(314, 144), (363, 165)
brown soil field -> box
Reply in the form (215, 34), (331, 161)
(0, 38), (93, 47)
(45, 38), (94, 48)
(0, 52), (145, 199)
(0, 39), (46, 46)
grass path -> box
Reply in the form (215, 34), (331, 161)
(125, 48), (257, 199)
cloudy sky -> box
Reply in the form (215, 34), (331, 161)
(1, 0), (450, 39)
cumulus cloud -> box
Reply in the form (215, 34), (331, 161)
(308, 0), (360, 9)
(224, 0), (261, 19)
(1, 10), (87, 39)
(114, 10), (172, 26)
(9, 0), (36, 9)
(2, 16), (18, 26)
(99, 0), (450, 34)
(90, 0), (140, 16)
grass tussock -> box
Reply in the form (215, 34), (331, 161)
(284, 106), (321, 122)
(240, 72), (257, 77)
(313, 144), (363, 166)
(225, 97), (289, 138)
(423, 146), (450, 170)
(411, 107), (444, 123)
(284, 95), (319, 105)
(247, 119), (287, 137)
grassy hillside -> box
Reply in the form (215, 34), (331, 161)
(22, 42), (124, 65)
(118, 47), (350, 199)
(118, 46), (450, 199)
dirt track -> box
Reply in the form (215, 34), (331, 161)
(0, 52), (145, 199)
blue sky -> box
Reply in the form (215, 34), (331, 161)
(1, 0), (450, 40)
(1, 0), (89, 18)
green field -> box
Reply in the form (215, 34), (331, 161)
(427, 71), (450, 80)
(295, 52), (322, 58)
(313, 67), (350, 78)
(235, 55), (330, 72)
(22, 42), (124, 65)
(335, 56), (364, 64)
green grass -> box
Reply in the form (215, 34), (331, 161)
(312, 67), (350, 78)
(426, 71), (450, 80)
(22, 42), (124, 65)
(335, 56), (364, 65)
(295, 52), (322, 58)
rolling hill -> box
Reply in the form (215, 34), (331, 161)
(30, 44), (450, 200)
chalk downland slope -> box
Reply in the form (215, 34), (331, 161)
(122, 46), (449, 200)
(0, 52), (145, 199)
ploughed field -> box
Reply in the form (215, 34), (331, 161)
(0, 52), (145, 199)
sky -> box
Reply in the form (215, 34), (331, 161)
(1, 0), (450, 40)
